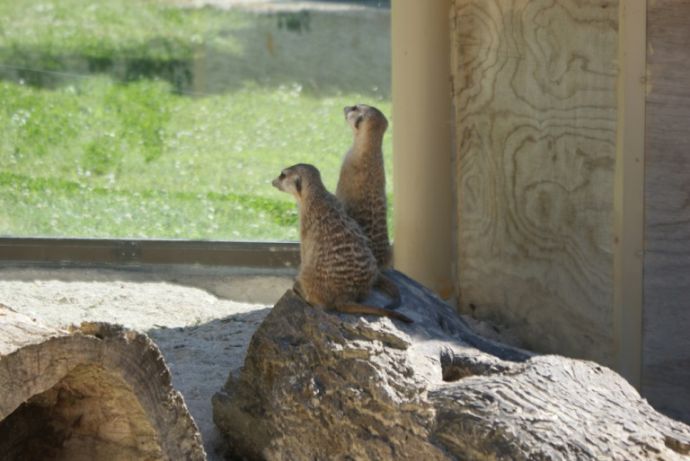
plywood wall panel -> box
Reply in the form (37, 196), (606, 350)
(452, 0), (619, 365)
(643, 0), (690, 424)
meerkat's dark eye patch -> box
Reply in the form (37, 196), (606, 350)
(279, 172), (286, 180)
(295, 176), (302, 194)
(355, 115), (364, 129)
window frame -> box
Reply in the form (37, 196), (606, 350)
(0, 1), (450, 276)
(0, 237), (299, 269)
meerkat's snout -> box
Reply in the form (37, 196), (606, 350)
(271, 171), (286, 190)
(345, 105), (365, 130)
(272, 168), (305, 198)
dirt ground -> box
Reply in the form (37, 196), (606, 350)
(0, 265), (294, 460)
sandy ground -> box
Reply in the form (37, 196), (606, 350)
(0, 265), (294, 460)
(0, 264), (521, 459)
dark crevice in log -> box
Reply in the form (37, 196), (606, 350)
(440, 349), (512, 382)
(0, 401), (64, 461)
(0, 363), (163, 461)
(666, 434), (690, 455)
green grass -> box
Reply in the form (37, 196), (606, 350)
(0, 0), (392, 240)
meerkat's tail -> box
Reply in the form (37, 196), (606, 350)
(292, 280), (308, 301)
(374, 274), (401, 310)
(337, 303), (413, 324)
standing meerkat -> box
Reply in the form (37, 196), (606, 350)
(336, 104), (391, 268)
(272, 163), (411, 324)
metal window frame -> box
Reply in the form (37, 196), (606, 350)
(0, 237), (299, 270)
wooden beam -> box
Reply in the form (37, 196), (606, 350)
(642, 0), (690, 422)
(613, 0), (646, 388)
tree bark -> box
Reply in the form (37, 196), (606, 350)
(213, 271), (690, 460)
(0, 304), (206, 461)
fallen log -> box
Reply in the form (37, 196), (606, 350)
(0, 305), (206, 461)
(213, 271), (690, 460)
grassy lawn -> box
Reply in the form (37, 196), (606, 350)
(0, 0), (392, 240)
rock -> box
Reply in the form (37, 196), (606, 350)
(213, 271), (690, 460)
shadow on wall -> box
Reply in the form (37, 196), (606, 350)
(0, 9), (391, 98)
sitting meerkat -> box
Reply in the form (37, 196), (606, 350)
(336, 104), (391, 269)
(272, 163), (411, 324)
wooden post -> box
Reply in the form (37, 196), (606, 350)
(613, 0), (646, 388)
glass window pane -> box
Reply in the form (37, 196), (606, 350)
(0, 0), (391, 241)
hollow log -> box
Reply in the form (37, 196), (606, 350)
(0, 304), (206, 461)
(213, 271), (690, 460)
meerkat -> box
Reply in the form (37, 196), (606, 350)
(336, 104), (391, 269)
(272, 163), (412, 324)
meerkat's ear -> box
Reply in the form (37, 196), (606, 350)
(295, 176), (302, 194)
(354, 115), (364, 129)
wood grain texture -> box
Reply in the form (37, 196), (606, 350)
(452, 0), (618, 365)
(643, 0), (690, 424)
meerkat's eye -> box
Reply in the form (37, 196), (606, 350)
(355, 115), (364, 129)
(279, 172), (286, 180)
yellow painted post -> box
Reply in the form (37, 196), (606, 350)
(391, 0), (454, 298)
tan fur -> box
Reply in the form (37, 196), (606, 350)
(273, 164), (411, 323)
(336, 104), (391, 268)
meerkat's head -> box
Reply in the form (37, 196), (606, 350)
(344, 104), (388, 137)
(272, 163), (322, 201)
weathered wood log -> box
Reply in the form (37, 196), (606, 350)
(0, 304), (206, 461)
(213, 271), (690, 460)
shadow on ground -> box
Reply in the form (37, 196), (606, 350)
(148, 309), (272, 461)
